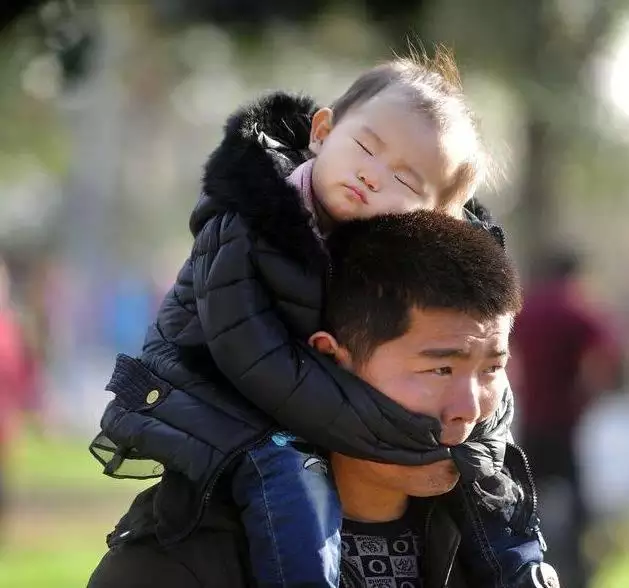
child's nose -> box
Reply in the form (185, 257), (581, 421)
(357, 169), (381, 192)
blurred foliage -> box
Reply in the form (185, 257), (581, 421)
(0, 1), (628, 283)
(0, 544), (104, 588)
(0, 20), (69, 181)
(419, 0), (627, 278)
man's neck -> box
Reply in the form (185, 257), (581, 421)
(331, 454), (409, 523)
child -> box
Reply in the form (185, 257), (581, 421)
(91, 50), (553, 587)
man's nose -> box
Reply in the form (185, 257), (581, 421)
(442, 378), (482, 427)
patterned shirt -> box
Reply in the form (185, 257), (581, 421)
(341, 514), (423, 588)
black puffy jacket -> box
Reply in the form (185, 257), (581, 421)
(90, 447), (556, 588)
(91, 92), (515, 536)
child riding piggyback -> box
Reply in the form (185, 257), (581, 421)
(91, 49), (557, 587)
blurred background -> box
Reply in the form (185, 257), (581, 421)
(0, 0), (629, 586)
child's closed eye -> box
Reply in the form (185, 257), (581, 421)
(354, 139), (373, 155)
(395, 174), (421, 195)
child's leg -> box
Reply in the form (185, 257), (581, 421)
(231, 432), (342, 587)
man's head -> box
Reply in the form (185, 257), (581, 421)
(308, 48), (486, 224)
(310, 210), (521, 513)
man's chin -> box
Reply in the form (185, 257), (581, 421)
(407, 474), (460, 498)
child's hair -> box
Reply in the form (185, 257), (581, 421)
(324, 210), (522, 365)
(331, 47), (487, 202)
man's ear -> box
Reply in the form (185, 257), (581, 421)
(308, 330), (353, 368)
(309, 107), (333, 154)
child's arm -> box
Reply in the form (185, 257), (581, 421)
(191, 211), (507, 477)
(191, 212), (448, 466)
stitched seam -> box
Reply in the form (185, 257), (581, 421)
(276, 296), (320, 311)
(172, 286), (196, 315)
(190, 232), (241, 262)
(206, 307), (274, 343)
(203, 276), (256, 295)
(247, 450), (286, 587)
(256, 361), (311, 417)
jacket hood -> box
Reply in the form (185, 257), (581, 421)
(189, 92), (502, 269)
(189, 91), (325, 269)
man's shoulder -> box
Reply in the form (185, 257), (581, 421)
(107, 475), (246, 549)
(91, 482), (250, 588)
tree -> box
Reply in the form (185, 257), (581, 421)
(421, 0), (621, 280)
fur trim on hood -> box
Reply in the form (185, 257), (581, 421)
(189, 92), (325, 270)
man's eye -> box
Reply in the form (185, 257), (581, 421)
(483, 365), (503, 375)
(432, 367), (452, 376)
(354, 139), (373, 155)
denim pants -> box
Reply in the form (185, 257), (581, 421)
(231, 432), (342, 587)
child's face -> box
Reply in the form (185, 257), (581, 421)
(310, 89), (467, 222)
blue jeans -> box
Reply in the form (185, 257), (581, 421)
(231, 432), (342, 587)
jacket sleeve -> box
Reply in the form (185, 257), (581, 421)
(191, 211), (453, 466)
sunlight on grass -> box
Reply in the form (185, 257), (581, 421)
(2, 432), (151, 588)
(0, 543), (106, 588)
(595, 557), (629, 588)
(7, 431), (151, 492)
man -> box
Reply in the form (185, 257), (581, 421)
(88, 211), (558, 587)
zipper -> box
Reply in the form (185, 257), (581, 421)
(506, 441), (547, 552)
(461, 483), (501, 580)
(422, 500), (435, 582)
(184, 429), (275, 536)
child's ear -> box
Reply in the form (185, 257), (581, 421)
(309, 108), (333, 154)
(308, 331), (353, 369)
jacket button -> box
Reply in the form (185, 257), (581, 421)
(146, 389), (160, 404)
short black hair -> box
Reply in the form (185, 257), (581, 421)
(325, 210), (522, 364)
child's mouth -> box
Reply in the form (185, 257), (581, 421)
(345, 185), (368, 204)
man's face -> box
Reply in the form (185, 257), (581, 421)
(316, 307), (512, 499)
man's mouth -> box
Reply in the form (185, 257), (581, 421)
(440, 429), (472, 447)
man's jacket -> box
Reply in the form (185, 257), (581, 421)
(93, 448), (553, 588)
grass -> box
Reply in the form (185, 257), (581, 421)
(8, 429), (151, 492)
(1, 432), (152, 588)
(0, 543), (106, 588)
(596, 557), (629, 588)
(1, 433), (629, 587)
